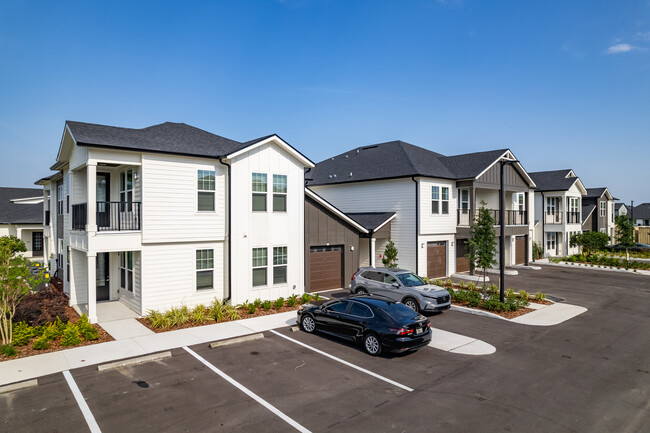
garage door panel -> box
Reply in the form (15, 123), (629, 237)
(515, 237), (526, 265)
(427, 241), (447, 278)
(456, 240), (470, 273)
(309, 246), (342, 291)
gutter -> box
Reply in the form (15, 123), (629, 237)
(218, 157), (232, 302)
(411, 176), (419, 273)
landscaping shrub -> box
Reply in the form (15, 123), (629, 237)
(42, 321), (63, 342)
(467, 282), (476, 291)
(246, 302), (257, 315)
(253, 299), (262, 309)
(433, 279), (443, 286)
(534, 292), (545, 302)
(147, 310), (169, 329)
(1, 344), (17, 357)
(262, 300), (272, 311)
(300, 293), (312, 304)
(482, 294), (505, 312)
(11, 322), (33, 346)
(210, 301), (226, 323)
(76, 315), (99, 341)
(312, 293), (321, 301)
(274, 298), (285, 309)
(61, 323), (82, 347)
(224, 304), (240, 320)
(467, 291), (481, 307)
(191, 305), (209, 324)
(286, 294), (298, 307)
(33, 335), (50, 350)
(444, 279), (453, 287)
(458, 281), (467, 289)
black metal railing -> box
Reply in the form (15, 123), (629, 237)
(97, 201), (141, 231)
(45, 210), (50, 226)
(72, 203), (87, 230)
(566, 211), (581, 224)
(457, 209), (528, 226)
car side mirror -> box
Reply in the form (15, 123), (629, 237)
(392, 282), (400, 288)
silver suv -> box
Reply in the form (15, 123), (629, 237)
(349, 267), (451, 313)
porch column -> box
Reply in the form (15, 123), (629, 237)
(87, 163), (97, 233)
(370, 238), (376, 267)
(87, 252), (97, 323)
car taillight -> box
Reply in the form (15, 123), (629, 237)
(389, 327), (413, 335)
(426, 322), (431, 328)
(351, 271), (357, 281)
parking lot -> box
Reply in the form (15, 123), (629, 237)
(2, 266), (650, 432)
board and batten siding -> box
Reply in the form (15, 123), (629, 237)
(140, 242), (225, 312)
(310, 178), (417, 273)
(141, 153), (227, 243)
(229, 142), (306, 305)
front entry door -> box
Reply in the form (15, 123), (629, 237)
(96, 173), (111, 229)
(96, 252), (110, 301)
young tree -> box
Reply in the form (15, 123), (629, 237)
(382, 237), (398, 268)
(468, 201), (497, 296)
(569, 231), (610, 258)
(615, 215), (635, 268)
(0, 236), (44, 345)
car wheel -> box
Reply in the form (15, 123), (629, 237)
(363, 333), (382, 356)
(403, 298), (419, 313)
(301, 315), (316, 333)
(355, 287), (368, 294)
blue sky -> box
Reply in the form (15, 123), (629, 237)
(1, 0), (648, 203)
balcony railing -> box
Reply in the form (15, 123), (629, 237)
(566, 211), (580, 224)
(97, 201), (141, 231)
(72, 203), (87, 230)
(544, 212), (562, 224)
(71, 201), (141, 231)
(457, 209), (528, 226)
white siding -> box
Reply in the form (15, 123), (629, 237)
(311, 178), (417, 272)
(116, 251), (142, 314)
(230, 142), (306, 305)
(420, 178), (457, 235)
(70, 249), (88, 305)
(141, 242), (225, 312)
(141, 153), (227, 243)
(72, 170), (87, 204)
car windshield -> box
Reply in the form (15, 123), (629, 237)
(396, 272), (426, 287)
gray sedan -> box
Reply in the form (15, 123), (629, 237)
(349, 267), (451, 313)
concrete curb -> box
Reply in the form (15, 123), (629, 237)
(452, 274), (490, 282)
(510, 264), (542, 270)
(450, 305), (508, 321)
(209, 333), (264, 348)
(540, 261), (650, 275)
(486, 268), (518, 276)
(97, 351), (172, 371)
(0, 378), (38, 394)
(451, 302), (587, 326)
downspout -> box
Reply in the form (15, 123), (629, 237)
(541, 191), (545, 258)
(218, 157), (232, 302)
(368, 229), (374, 267)
(411, 176), (419, 274)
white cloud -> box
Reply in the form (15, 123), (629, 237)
(607, 43), (633, 54)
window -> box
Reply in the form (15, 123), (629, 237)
(517, 194), (525, 211)
(252, 173), (267, 211)
(120, 170), (134, 212)
(441, 187), (449, 214)
(349, 302), (373, 318)
(120, 251), (134, 292)
(196, 249), (213, 291)
(546, 232), (556, 252)
(458, 189), (469, 210)
(273, 175), (287, 212)
(325, 301), (349, 314)
(382, 273), (398, 285)
(252, 247), (267, 286)
(569, 197), (579, 213)
(599, 228), (607, 233)
(65, 175), (70, 214)
(273, 246), (287, 284)
(431, 186), (440, 214)
(66, 246), (70, 282)
(546, 197), (555, 214)
(197, 170), (215, 212)
(32, 232), (43, 253)
(600, 201), (606, 217)
(57, 239), (64, 270)
(57, 184), (64, 215)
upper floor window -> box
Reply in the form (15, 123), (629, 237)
(569, 197), (579, 213)
(252, 173), (267, 212)
(196, 249), (214, 290)
(121, 169), (134, 211)
(65, 175), (70, 214)
(197, 170), (215, 212)
(273, 175), (287, 212)
(458, 189), (469, 211)
(57, 184), (64, 215)
(600, 201), (606, 217)
(432, 186), (439, 214)
(441, 187), (449, 214)
(517, 193), (525, 211)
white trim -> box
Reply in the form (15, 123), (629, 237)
(10, 196), (44, 204)
(183, 347), (311, 433)
(227, 135), (314, 168)
(63, 370), (102, 433)
(305, 188), (369, 233)
(373, 213), (397, 232)
(473, 150), (537, 188)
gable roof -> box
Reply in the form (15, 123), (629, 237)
(582, 204), (596, 224)
(615, 203), (627, 210)
(307, 141), (533, 187)
(585, 187), (614, 200)
(632, 203), (650, 219)
(346, 212), (396, 232)
(0, 187), (43, 225)
(528, 169), (587, 195)
(61, 121), (313, 167)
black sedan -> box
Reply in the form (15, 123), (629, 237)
(605, 243), (650, 252)
(297, 295), (431, 356)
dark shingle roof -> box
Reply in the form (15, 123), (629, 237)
(307, 141), (513, 186)
(346, 212), (396, 231)
(615, 203), (626, 210)
(631, 203), (650, 219)
(67, 121), (244, 158)
(0, 187), (43, 224)
(585, 188), (607, 198)
(582, 204), (596, 224)
(528, 169), (577, 192)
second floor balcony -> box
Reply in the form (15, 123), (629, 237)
(566, 211), (580, 224)
(72, 201), (142, 231)
(458, 209), (528, 226)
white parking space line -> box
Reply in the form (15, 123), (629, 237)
(183, 346), (311, 433)
(62, 370), (102, 433)
(269, 330), (414, 392)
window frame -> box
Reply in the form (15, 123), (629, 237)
(252, 173), (267, 212)
(252, 247), (268, 286)
(431, 186), (440, 214)
(272, 174), (287, 212)
(600, 201), (606, 217)
(57, 184), (64, 215)
(120, 251), (135, 293)
(546, 232), (556, 251)
(120, 169), (134, 212)
(441, 187), (449, 215)
(272, 246), (287, 285)
(197, 169), (216, 212)
(195, 249), (214, 291)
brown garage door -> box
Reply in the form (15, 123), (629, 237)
(427, 241), (447, 278)
(515, 236), (526, 265)
(456, 240), (470, 273)
(309, 246), (343, 291)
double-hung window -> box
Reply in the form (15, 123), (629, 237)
(441, 187), (449, 214)
(546, 232), (556, 251)
(120, 170), (134, 212)
(252, 247), (267, 286)
(66, 246), (70, 282)
(273, 175), (287, 212)
(432, 186), (440, 214)
(196, 249), (213, 290)
(120, 251), (134, 292)
(65, 175), (70, 214)
(252, 173), (267, 211)
(58, 184), (64, 215)
(600, 201), (606, 217)
(57, 239), (64, 270)
(273, 247), (287, 284)
(197, 170), (215, 212)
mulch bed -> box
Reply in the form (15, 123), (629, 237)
(137, 304), (302, 333)
(451, 300), (534, 319)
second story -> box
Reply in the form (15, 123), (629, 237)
(37, 121), (313, 252)
(0, 187), (44, 259)
(582, 187), (616, 234)
(529, 169), (587, 228)
(630, 203), (650, 227)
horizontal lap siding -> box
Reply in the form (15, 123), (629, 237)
(141, 153), (226, 243)
(419, 178), (457, 235)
